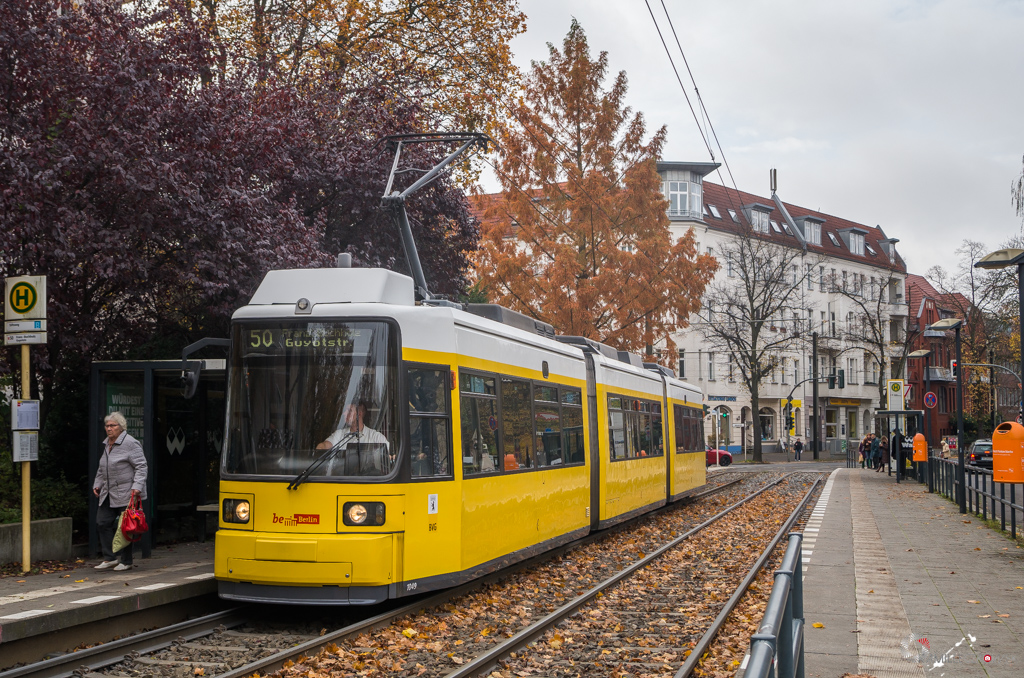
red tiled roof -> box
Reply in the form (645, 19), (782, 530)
(905, 273), (972, 317)
(699, 181), (906, 273)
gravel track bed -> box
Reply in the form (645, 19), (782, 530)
(78, 472), (795, 678)
(485, 473), (821, 678)
(690, 479), (823, 678)
(263, 472), (805, 678)
(92, 624), (327, 677)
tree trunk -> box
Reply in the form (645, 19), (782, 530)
(750, 378), (763, 463)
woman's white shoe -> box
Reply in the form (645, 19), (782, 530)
(94, 560), (119, 570)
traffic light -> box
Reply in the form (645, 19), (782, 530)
(951, 359), (958, 377)
(838, 369), (845, 389)
(827, 374), (836, 388)
(702, 404), (710, 416)
(785, 415), (794, 429)
(720, 410), (728, 418)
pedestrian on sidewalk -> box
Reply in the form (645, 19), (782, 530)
(93, 411), (148, 571)
(871, 433), (883, 471)
(858, 434), (870, 468)
(794, 438), (803, 461)
(880, 435), (890, 471)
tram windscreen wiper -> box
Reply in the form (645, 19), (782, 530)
(287, 431), (357, 490)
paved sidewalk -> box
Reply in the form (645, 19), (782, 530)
(0, 541), (214, 655)
(803, 468), (1024, 677)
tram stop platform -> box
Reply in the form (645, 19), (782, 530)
(796, 467), (1024, 677)
(0, 541), (215, 668)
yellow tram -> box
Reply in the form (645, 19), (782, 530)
(215, 266), (706, 604)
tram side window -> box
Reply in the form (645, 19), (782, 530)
(501, 378), (534, 470)
(460, 373), (499, 475)
(407, 366), (452, 478)
(608, 397), (628, 460)
(534, 385), (562, 467)
(609, 395), (664, 460)
(562, 389), (585, 464)
(650, 403), (664, 456)
(673, 405), (686, 454)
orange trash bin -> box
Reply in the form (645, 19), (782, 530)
(912, 433), (927, 462)
(992, 421), (1024, 483)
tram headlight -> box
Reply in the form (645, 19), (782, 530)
(223, 499), (251, 524)
(342, 501), (386, 526)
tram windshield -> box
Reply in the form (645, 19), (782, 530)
(223, 320), (399, 479)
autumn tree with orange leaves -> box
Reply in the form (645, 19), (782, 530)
(187, 0), (525, 134)
(475, 21), (717, 357)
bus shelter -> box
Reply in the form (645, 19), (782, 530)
(88, 359), (225, 558)
(874, 409), (924, 483)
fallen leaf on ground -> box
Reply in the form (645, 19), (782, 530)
(812, 622), (825, 628)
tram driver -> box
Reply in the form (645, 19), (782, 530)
(316, 401), (390, 475)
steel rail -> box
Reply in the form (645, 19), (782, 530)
(6, 474), (748, 678)
(217, 474), (749, 678)
(673, 474), (823, 677)
(0, 609), (248, 678)
(441, 473), (800, 678)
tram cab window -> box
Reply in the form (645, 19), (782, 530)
(460, 373), (500, 475)
(501, 378), (534, 470)
(223, 320), (398, 479)
(407, 366), (452, 478)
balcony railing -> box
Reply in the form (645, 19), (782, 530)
(667, 209), (704, 220)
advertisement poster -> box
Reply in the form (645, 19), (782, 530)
(105, 379), (144, 444)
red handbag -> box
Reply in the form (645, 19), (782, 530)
(121, 494), (149, 542)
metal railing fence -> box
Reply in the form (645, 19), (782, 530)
(925, 458), (1022, 540)
(743, 533), (805, 678)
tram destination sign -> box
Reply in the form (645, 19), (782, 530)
(241, 323), (376, 356)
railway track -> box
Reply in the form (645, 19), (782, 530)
(2, 472), (813, 678)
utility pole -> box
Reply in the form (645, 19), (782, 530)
(990, 349), (997, 432)
(812, 331), (819, 460)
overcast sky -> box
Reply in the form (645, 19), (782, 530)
(490, 0), (1024, 276)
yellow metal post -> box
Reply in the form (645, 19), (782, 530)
(21, 343), (31, 574)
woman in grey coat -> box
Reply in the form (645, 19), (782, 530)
(93, 411), (148, 570)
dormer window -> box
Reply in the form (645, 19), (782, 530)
(742, 202), (773, 233)
(793, 216), (825, 246)
(663, 181), (702, 219)
(865, 244), (877, 256)
(827, 232), (841, 247)
(708, 204), (722, 219)
(838, 227), (868, 256)
(806, 222), (821, 245)
(849, 232), (865, 255)
(728, 209), (741, 223)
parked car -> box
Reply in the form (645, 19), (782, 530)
(707, 447), (733, 467)
(967, 439), (993, 468)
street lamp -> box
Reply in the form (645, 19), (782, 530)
(908, 349), (932, 491)
(974, 248), (1024, 424)
(928, 318), (965, 513)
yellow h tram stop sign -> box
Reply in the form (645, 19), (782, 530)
(5, 274), (46, 574)
(5, 275), (47, 345)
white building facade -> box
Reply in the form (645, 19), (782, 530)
(658, 162), (909, 456)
